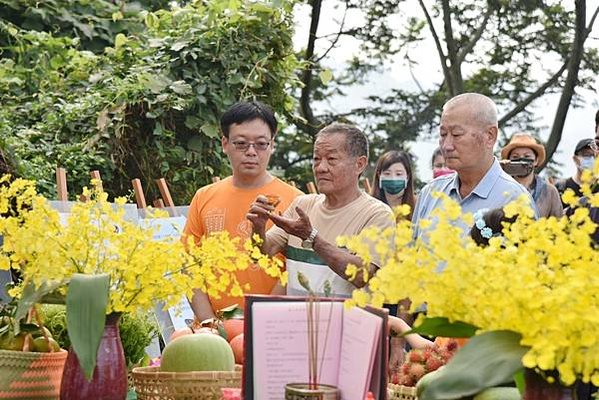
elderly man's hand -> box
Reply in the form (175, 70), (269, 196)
(247, 195), (275, 232)
(269, 207), (313, 240)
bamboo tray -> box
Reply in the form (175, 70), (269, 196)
(132, 365), (242, 400)
(388, 383), (417, 400)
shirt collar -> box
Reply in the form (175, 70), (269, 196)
(449, 158), (502, 200)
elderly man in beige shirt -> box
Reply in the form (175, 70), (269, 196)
(247, 123), (396, 297)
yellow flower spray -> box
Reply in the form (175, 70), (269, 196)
(0, 176), (284, 315)
(339, 160), (599, 385)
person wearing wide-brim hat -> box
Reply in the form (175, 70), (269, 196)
(500, 132), (563, 218)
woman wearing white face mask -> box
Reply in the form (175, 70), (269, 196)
(371, 150), (416, 220)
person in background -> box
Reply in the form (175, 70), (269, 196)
(569, 122), (599, 399)
(500, 133), (563, 218)
(469, 207), (515, 247)
(248, 123), (395, 297)
(412, 93), (535, 240)
(371, 150), (416, 220)
(183, 101), (302, 322)
(388, 315), (433, 349)
(431, 147), (454, 179)
(370, 151), (415, 327)
(555, 138), (598, 209)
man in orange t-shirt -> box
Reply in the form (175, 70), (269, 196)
(183, 101), (301, 322)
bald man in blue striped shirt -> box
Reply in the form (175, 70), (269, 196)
(412, 93), (536, 240)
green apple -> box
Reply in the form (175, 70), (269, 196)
(31, 336), (60, 353)
(0, 332), (26, 351)
(32, 326), (54, 339)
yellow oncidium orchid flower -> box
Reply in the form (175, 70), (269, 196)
(339, 159), (599, 386)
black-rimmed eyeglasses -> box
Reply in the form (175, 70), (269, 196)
(231, 141), (271, 151)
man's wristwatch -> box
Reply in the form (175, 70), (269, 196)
(301, 228), (318, 249)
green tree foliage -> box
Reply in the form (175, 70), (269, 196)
(289, 0), (599, 179)
(0, 0), (171, 53)
(0, 0), (300, 203)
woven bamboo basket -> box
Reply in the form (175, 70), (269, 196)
(0, 348), (67, 400)
(132, 365), (242, 400)
(388, 383), (417, 400)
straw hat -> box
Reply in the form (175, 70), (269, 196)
(500, 133), (546, 165)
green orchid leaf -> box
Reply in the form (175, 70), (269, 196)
(408, 317), (478, 338)
(513, 368), (526, 394)
(66, 274), (110, 381)
(15, 280), (65, 334)
(420, 330), (528, 400)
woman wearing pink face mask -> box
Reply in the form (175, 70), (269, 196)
(431, 147), (454, 179)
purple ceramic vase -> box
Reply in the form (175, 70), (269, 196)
(524, 369), (573, 400)
(60, 313), (127, 400)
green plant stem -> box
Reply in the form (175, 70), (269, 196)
(123, 288), (144, 310)
(112, 238), (143, 293)
(42, 207), (85, 273)
(314, 295), (320, 389)
(306, 295), (314, 389)
(318, 298), (335, 385)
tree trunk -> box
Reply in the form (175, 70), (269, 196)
(441, 0), (463, 95)
(541, 0), (587, 170)
(299, 0), (323, 137)
(419, 0), (454, 96)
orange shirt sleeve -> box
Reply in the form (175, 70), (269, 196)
(182, 189), (205, 246)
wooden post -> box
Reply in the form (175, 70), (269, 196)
(362, 177), (372, 194)
(90, 170), (103, 192)
(153, 199), (165, 208)
(155, 178), (175, 207)
(306, 182), (317, 194)
(56, 167), (68, 201)
(131, 179), (147, 209)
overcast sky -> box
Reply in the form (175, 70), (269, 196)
(292, 1), (599, 181)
